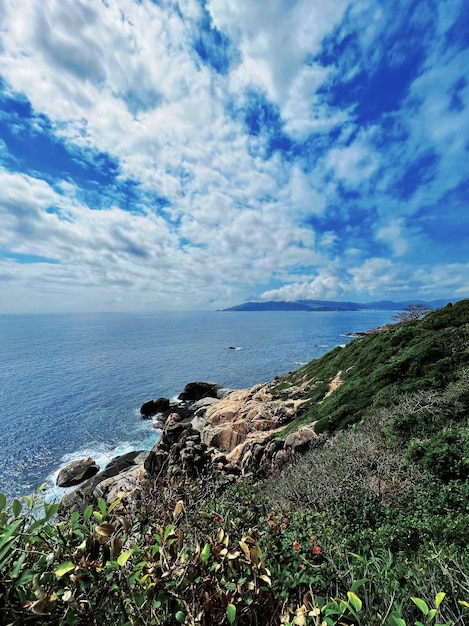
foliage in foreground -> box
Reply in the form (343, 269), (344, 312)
(1, 469), (468, 626)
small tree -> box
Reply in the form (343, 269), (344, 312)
(393, 303), (433, 323)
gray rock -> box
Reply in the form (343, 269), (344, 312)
(192, 397), (220, 413)
(56, 458), (99, 488)
(60, 450), (149, 513)
(284, 426), (319, 452)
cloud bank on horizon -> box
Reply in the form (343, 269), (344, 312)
(0, 0), (468, 312)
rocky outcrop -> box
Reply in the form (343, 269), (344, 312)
(60, 378), (326, 514)
(196, 384), (294, 452)
(56, 458), (99, 488)
(144, 381), (326, 482)
(177, 381), (225, 402)
(140, 397), (170, 418)
(284, 425), (320, 452)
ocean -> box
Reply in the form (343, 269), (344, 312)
(0, 309), (395, 501)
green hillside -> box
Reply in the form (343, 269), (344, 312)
(1, 301), (468, 625)
(278, 299), (469, 434)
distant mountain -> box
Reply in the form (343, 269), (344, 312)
(221, 300), (313, 312)
(221, 298), (454, 312)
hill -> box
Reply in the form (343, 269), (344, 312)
(222, 298), (452, 311)
(221, 300), (314, 311)
(276, 298), (469, 434)
(1, 300), (469, 625)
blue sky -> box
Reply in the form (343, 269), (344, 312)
(0, 0), (468, 312)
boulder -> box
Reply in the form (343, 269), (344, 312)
(105, 450), (149, 472)
(191, 397), (220, 414)
(284, 425), (319, 452)
(162, 413), (193, 445)
(178, 381), (222, 402)
(56, 458), (99, 488)
(140, 397), (171, 418)
(60, 450), (149, 513)
(94, 465), (145, 504)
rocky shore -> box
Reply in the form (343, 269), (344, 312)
(59, 378), (326, 514)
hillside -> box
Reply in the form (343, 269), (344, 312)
(1, 300), (469, 625)
(222, 298), (452, 311)
(277, 299), (469, 434)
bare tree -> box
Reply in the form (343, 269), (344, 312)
(393, 303), (433, 323)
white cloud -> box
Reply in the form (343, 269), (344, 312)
(375, 219), (409, 257)
(260, 266), (351, 301)
(259, 257), (469, 303)
(207, 0), (349, 133)
(0, 0), (467, 311)
(326, 139), (379, 187)
(403, 46), (469, 205)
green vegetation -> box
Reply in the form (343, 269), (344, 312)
(277, 300), (469, 434)
(1, 300), (469, 624)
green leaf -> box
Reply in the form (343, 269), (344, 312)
(98, 499), (107, 517)
(44, 502), (60, 521)
(388, 612), (407, 626)
(427, 609), (438, 622)
(117, 550), (132, 567)
(200, 543), (211, 564)
(133, 592), (145, 608)
(23, 495), (33, 509)
(10, 552), (26, 578)
(458, 600), (469, 609)
(411, 597), (429, 616)
(350, 578), (368, 593)
(226, 603), (237, 625)
(164, 525), (175, 540)
(83, 504), (93, 523)
(175, 610), (185, 623)
(347, 591), (362, 612)
(0, 493), (6, 511)
(70, 511), (80, 525)
(0, 518), (22, 552)
(12, 499), (22, 517)
(55, 561), (75, 578)
(16, 570), (37, 586)
(435, 593), (446, 609)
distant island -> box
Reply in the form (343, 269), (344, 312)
(221, 298), (452, 312)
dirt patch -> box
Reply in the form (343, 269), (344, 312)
(318, 370), (343, 404)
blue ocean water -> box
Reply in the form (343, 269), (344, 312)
(0, 310), (395, 501)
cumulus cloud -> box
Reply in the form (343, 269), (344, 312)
(0, 0), (467, 311)
(375, 219), (409, 257)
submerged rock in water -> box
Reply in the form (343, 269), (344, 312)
(56, 458), (100, 488)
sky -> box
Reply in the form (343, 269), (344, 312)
(0, 0), (468, 313)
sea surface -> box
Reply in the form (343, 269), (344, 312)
(0, 310), (395, 501)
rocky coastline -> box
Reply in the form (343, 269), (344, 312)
(59, 378), (326, 514)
